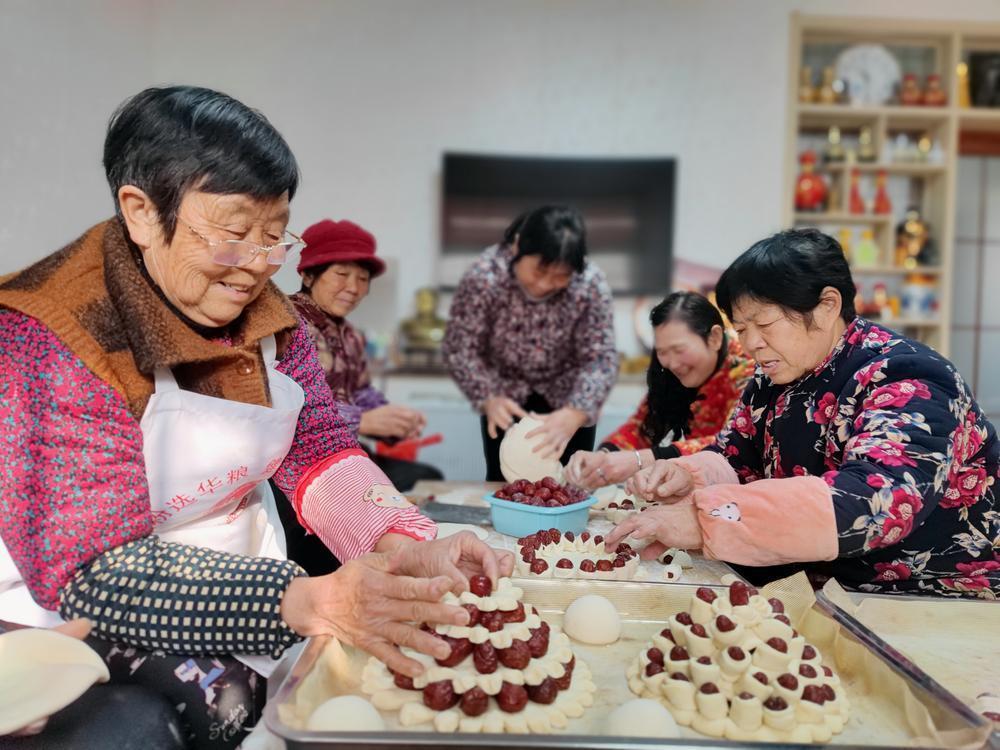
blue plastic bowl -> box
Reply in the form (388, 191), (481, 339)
(482, 492), (597, 537)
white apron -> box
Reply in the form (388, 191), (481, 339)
(0, 335), (304, 677)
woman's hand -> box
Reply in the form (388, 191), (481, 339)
(280, 554), (470, 678)
(525, 407), (588, 460)
(626, 459), (695, 503)
(565, 449), (643, 489)
(360, 404), (426, 440)
(387, 532), (515, 594)
(483, 396), (527, 439)
(603, 500), (704, 560)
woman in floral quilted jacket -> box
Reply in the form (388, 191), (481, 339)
(607, 229), (998, 598)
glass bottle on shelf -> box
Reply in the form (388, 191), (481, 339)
(799, 66), (816, 103)
(849, 169), (866, 214)
(873, 170), (892, 214)
(858, 126), (877, 163)
(957, 62), (972, 108)
(917, 137), (928, 161)
(854, 229), (880, 269)
(901, 274), (937, 320)
(824, 126), (846, 163)
(818, 67), (838, 105)
(838, 228), (854, 259)
(922, 74), (947, 107)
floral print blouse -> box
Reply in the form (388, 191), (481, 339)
(601, 338), (754, 456)
(708, 318), (999, 598)
(289, 292), (388, 436)
(443, 245), (617, 422)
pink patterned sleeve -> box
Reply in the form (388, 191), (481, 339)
(275, 319), (437, 557)
(0, 311), (152, 609)
(296, 449), (437, 562)
(272, 319), (361, 492)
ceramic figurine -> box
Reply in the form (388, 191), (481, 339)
(873, 170), (892, 214)
(794, 151), (827, 212)
(899, 73), (923, 106)
(849, 169), (866, 214)
(923, 74), (947, 106)
(799, 66), (816, 104)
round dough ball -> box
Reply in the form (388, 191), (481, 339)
(563, 594), (621, 645)
(307, 695), (386, 732)
(605, 698), (680, 738)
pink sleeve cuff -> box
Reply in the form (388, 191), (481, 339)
(294, 449), (437, 562)
(693, 476), (838, 566)
(674, 451), (739, 489)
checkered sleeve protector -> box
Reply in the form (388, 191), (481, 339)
(58, 537), (306, 657)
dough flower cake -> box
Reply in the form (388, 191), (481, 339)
(361, 576), (596, 734)
(514, 528), (640, 579)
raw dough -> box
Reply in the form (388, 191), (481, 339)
(499, 416), (563, 483)
(307, 695), (386, 732)
(0, 629), (110, 735)
(658, 548), (693, 569)
(592, 485), (628, 509)
(563, 594), (621, 645)
(605, 698), (680, 738)
(626, 582), (850, 743)
(435, 523), (489, 541)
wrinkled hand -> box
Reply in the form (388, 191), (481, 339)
(387, 532), (515, 594)
(525, 408), (588, 461)
(625, 459), (695, 503)
(281, 554), (469, 678)
(12, 619), (94, 736)
(603, 500), (704, 560)
(483, 396), (528, 439)
(565, 449), (638, 489)
(360, 404), (426, 440)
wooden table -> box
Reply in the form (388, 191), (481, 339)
(408, 480), (740, 587)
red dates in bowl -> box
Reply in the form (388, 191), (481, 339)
(493, 477), (590, 508)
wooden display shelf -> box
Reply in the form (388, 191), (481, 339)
(793, 212), (893, 226)
(798, 103), (950, 131)
(852, 266), (943, 276)
(781, 13), (999, 356)
(818, 163), (946, 176)
(958, 108), (1000, 134)
(876, 318), (943, 329)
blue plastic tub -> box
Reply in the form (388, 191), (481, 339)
(482, 492), (597, 537)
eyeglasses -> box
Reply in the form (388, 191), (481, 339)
(183, 220), (304, 267)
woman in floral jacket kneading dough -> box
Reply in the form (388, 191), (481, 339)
(607, 229), (998, 599)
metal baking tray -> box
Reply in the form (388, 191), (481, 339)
(815, 589), (998, 743)
(266, 579), (992, 749)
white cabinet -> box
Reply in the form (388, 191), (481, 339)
(380, 373), (647, 481)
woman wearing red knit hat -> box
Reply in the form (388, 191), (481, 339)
(286, 220), (443, 565)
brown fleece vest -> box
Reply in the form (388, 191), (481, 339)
(0, 219), (298, 419)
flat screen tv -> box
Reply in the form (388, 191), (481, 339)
(440, 153), (675, 294)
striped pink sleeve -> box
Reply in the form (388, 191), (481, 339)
(294, 449), (437, 562)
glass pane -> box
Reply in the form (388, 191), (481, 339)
(976, 332), (1000, 416)
(952, 241), (979, 328)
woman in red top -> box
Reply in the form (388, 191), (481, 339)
(567, 291), (753, 488)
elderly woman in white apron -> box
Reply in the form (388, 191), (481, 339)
(0, 86), (510, 749)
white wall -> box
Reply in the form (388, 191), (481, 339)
(0, 0), (155, 259)
(5, 0), (1000, 329)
